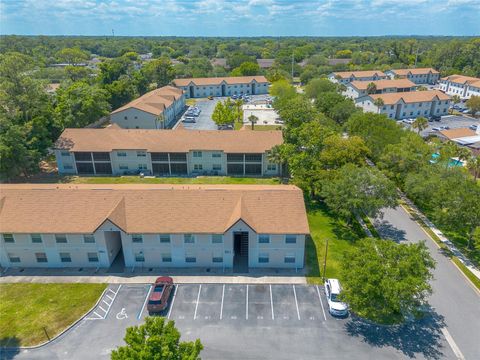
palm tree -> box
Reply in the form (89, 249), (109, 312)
(366, 82), (377, 94)
(455, 147), (472, 166)
(467, 156), (480, 180)
(412, 116), (428, 134)
(373, 98), (384, 113)
(450, 95), (461, 114)
(248, 114), (258, 130)
(234, 98), (244, 125)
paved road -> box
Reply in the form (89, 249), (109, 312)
(375, 206), (480, 360)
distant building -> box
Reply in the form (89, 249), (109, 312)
(172, 76), (270, 98)
(327, 58), (351, 66)
(211, 58), (228, 68)
(46, 83), (60, 94)
(0, 184), (309, 270)
(54, 127), (283, 177)
(110, 86), (185, 129)
(328, 70), (387, 85)
(355, 90), (451, 120)
(385, 68), (440, 84)
(257, 59), (275, 69)
(344, 79), (416, 99)
(439, 75), (480, 99)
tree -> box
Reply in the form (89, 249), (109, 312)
(56, 47), (89, 66)
(142, 57), (175, 87)
(466, 95), (480, 116)
(233, 99), (244, 124)
(412, 116), (428, 134)
(321, 164), (398, 222)
(373, 98), (385, 112)
(319, 134), (371, 169)
(231, 61), (260, 76)
(211, 99), (236, 126)
(304, 78), (337, 99)
(248, 114), (258, 130)
(467, 156), (480, 180)
(269, 79), (296, 109)
(111, 316), (202, 360)
(366, 82), (377, 95)
(341, 238), (435, 324)
(55, 82), (111, 128)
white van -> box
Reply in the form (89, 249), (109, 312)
(324, 278), (348, 317)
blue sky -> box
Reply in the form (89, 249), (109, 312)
(1, 0), (479, 36)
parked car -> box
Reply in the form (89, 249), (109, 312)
(432, 127), (441, 131)
(207, 96), (214, 100)
(469, 124), (478, 130)
(231, 94), (238, 99)
(183, 116), (196, 123)
(147, 276), (174, 314)
(324, 278), (348, 317)
(462, 109), (471, 114)
(431, 115), (441, 122)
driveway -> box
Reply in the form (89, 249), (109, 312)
(0, 283), (456, 360)
(375, 206), (480, 359)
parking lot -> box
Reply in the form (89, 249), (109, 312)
(179, 95), (273, 130)
(6, 283), (456, 360)
(402, 114), (479, 137)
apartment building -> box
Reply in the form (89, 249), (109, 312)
(385, 68), (440, 84)
(54, 128), (283, 177)
(172, 76), (269, 98)
(0, 184), (309, 270)
(328, 70), (387, 85)
(110, 86), (185, 129)
(344, 79), (416, 99)
(355, 90), (451, 120)
(439, 75), (480, 99)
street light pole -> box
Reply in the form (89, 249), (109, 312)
(322, 238), (329, 281)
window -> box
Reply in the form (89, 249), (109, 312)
(162, 253), (172, 262)
(212, 153), (221, 158)
(258, 234), (270, 244)
(84, 235), (95, 244)
(184, 234), (195, 244)
(159, 234), (171, 243)
(119, 164), (129, 170)
(61, 151), (70, 157)
(117, 151), (127, 157)
(55, 234), (67, 243)
(132, 234), (143, 243)
(185, 256), (196, 263)
(193, 151), (202, 158)
(135, 252), (145, 262)
(245, 154), (262, 162)
(137, 151), (147, 157)
(31, 234), (42, 243)
(35, 252), (48, 263)
(213, 257), (223, 263)
(258, 253), (269, 263)
(88, 252), (99, 262)
(92, 152), (110, 161)
(2, 234), (14, 243)
(8, 253), (20, 263)
(267, 164), (276, 171)
(124, 116), (128, 120)
(212, 234), (223, 244)
(284, 255), (296, 264)
(138, 164), (148, 170)
(60, 252), (72, 263)
(64, 164), (73, 170)
(193, 164), (203, 171)
(213, 164), (221, 171)
(285, 235), (297, 244)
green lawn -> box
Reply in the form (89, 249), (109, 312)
(68, 176), (280, 185)
(306, 202), (363, 284)
(0, 283), (106, 347)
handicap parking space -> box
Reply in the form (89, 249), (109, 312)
(107, 284), (151, 322)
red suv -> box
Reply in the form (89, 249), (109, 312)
(147, 276), (174, 314)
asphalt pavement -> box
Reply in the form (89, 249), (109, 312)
(375, 206), (480, 360)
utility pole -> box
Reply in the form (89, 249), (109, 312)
(112, 29), (115, 37)
(414, 46), (419, 68)
(291, 51), (294, 80)
(322, 238), (329, 281)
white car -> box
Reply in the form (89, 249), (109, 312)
(324, 278), (348, 317)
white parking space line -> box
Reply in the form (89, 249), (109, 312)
(270, 284), (274, 320)
(193, 284), (202, 320)
(316, 285), (327, 321)
(220, 284), (225, 320)
(102, 299), (110, 306)
(441, 327), (465, 360)
(137, 284), (153, 320)
(106, 294), (114, 301)
(98, 306), (107, 313)
(167, 285), (178, 319)
(246, 285), (249, 320)
(293, 285), (300, 320)
(92, 311), (102, 319)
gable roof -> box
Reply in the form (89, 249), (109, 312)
(54, 128), (283, 153)
(257, 59), (275, 68)
(439, 128), (476, 140)
(331, 70), (387, 79)
(0, 184), (309, 235)
(389, 68), (439, 76)
(367, 90), (450, 105)
(441, 74), (480, 87)
(111, 86), (184, 116)
(349, 79), (416, 91)
(172, 76), (269, 87)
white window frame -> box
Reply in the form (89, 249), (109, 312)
(84, 235), (95, 244)
(132, 234), (143, 243)
(31, 234), (42, 243)
(2, 234), (14, 243)
(55, 234), (67, 243)
(87, 252), (99, 262)
(285, 235), (297, 244)
(258, 234), (270, 244)
(184, 234), (195, 244)
(211, 234), (223, 244)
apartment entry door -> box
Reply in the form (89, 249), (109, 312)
(233, 231), (249, 273)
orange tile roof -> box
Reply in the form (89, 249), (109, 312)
(111, 86), (184, 116)
(389, 68), (439, 76)
(369, 90), (450, 105)
(349, 79), (416, 91)
(439, 128), (476, 140)
(0, 184), (309, 235)
(332, 70), (387, 79)
(54, 128), (283, 153)
(441, 74), (480, 86)
(172, 76), (269, 87)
